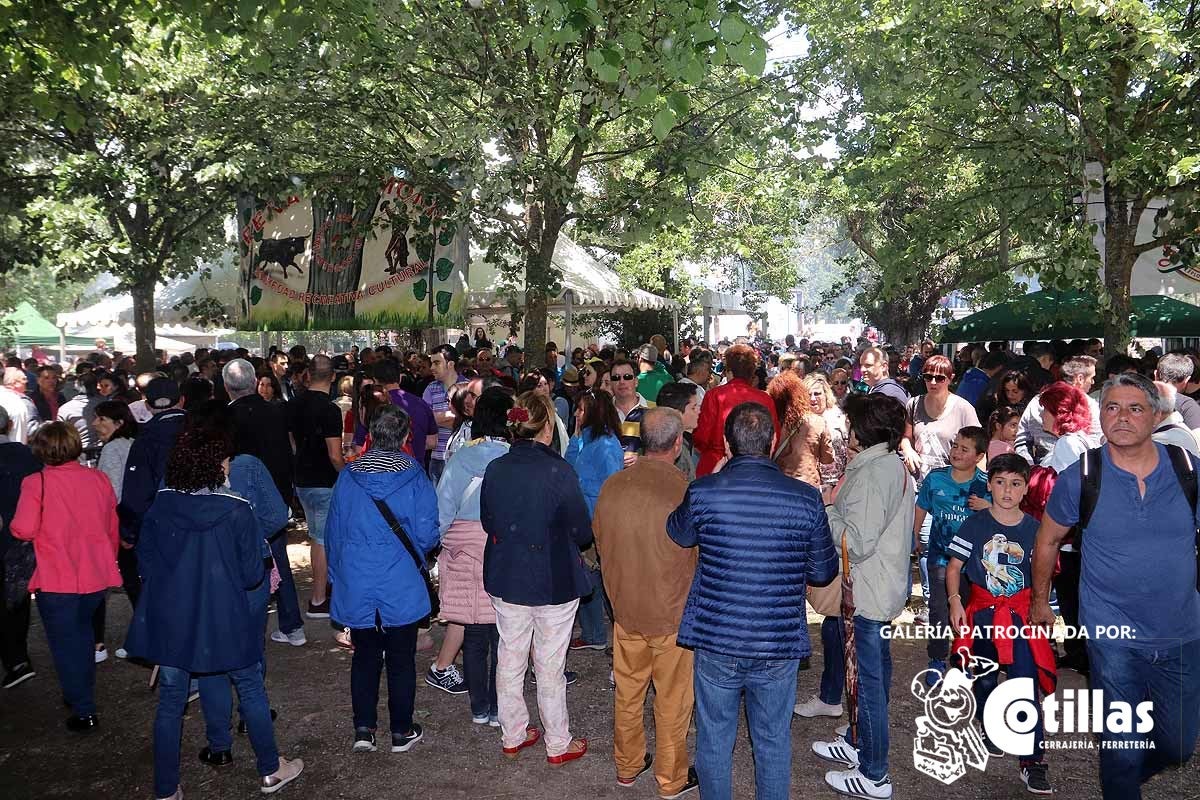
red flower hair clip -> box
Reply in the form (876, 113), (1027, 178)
(506, 407), (530, 424)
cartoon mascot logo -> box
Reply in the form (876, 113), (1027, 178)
(911, 647), (998, 785)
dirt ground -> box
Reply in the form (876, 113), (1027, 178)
(1, 533), (1197, 800)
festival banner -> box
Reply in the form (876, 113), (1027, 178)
(236, 179), (468, 330)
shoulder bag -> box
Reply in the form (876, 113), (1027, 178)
(372, 497), (439, 620)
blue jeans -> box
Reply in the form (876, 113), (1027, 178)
(428, 457), (446, 485)
(155, 663), (279, 797)
(37, 591), (106, 716)
(576, 566), (607, 646)
(693, 648), (799, 800)
(268, 531), (303, 634)
(972, 627), (1043, 766)
(847, 617), (892, 782)
(1088, 638), (1200, 799)
(296, 486), (332, 545)
(916, 513), (931, 601)
(819, 616), (845, 706)
(196, 579), (272, 752)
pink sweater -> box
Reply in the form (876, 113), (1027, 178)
(437, 519), (494, 625)
(11, 462), (121, 594)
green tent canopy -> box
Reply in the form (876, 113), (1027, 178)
(939, 290), (1200, 343)
(0, 302), (94, 348)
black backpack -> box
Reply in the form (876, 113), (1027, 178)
(1076, 445), (1200, 591)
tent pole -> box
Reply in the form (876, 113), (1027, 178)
(703, 308), (711, 344)
(672, 307), (679, 354)
(564, 289), (573, 355)
(58, 327), (66, 364)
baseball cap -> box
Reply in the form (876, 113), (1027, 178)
(145, 377), (181, 410)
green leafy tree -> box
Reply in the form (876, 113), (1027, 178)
(794, 0), (1200, 353)
(1, 21), (290, 368)
(281, 0), (789, 366)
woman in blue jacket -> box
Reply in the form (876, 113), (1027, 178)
(481, 392), (593, 766)
(564, 389), (624, 650)
(126, 428), (303, 800)
(325, 404), (439, 756)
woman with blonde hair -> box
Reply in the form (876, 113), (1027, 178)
(480, 392), (591, 765)
(805, 373), (848, 486)
(768, 370), (833, 488)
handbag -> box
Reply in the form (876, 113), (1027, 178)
(3, 473), (42, 610)
(371, 497), (439, 619)
(806, 534), (844, 618)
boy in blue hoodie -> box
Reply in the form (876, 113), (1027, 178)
(914, 425), (989, 681)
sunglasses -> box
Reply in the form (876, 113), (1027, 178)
(922, 373), (949, 383)
(833, 380), (849, 386)
(581, 369), (594, 377)
(613, 373), (637, 381)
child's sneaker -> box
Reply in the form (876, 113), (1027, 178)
(925, 658), (947, 687)
(1021, 763), (1052, 795)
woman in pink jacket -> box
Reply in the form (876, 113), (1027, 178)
(12, 422), (120, 732)
(435, 388), (513, 726)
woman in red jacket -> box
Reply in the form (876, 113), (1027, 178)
(11, 422), (120, 732)
(693, 344), (781, 476)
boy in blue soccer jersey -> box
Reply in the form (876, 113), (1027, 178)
(946, 453), (1056, 795)
(914, 425), (989, 681)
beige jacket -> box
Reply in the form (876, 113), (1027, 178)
(826, 442), (914, 622)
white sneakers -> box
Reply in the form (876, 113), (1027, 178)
(824, 767), (893, 799)
(270, 629), (308, 646)
(812, 734), (860, 768)
(793, 695), (843, 718)
(94, 646), (108, 664)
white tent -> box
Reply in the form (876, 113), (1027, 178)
(466, 235), (677, 349)
(56, 252), (238, 336)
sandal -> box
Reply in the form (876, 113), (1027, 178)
(502, 726), (541, 759)
(547, 737), (587, 766)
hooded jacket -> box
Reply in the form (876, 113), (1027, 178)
(827, 442), (915, 622)
(119, 408), (187, 544)
(325, 449), (439, 629)
(125, 489), (264, 673)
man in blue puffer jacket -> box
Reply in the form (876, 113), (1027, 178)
(667, 401), (838, 800)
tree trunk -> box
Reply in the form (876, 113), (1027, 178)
(307, 195), (374, 327)
(521, 202), (565, 370)
(1102, 184), (1136, 358)
(131, 276), (157, 371)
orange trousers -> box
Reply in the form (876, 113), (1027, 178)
(612, 621), (694, 794)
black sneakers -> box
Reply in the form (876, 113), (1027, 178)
(66, 714), (99, 733)
(983, 736), (1005, 758)
(659, 767), (699, 799)
(352, 729), (377, 753)
(391, 723), (423, 753)
(1021, 763), (1053, 795)
(305, 599), (330, 619)
(1, 663), (35, 689)
(198, 747), (233, 767)
(424, 664), (468, 694)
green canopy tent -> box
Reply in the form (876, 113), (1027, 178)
(939, 290), (1200, 343)
(0, 302), (95, 353)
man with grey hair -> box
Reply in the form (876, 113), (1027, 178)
(224, 358), (305, 645)
(1152, 381), (1200, 456)
(1016, 355), (1100, 463)
(593, 407), (698, 798)
(1033, 372), (1200, 799)
(0, 367), (32, 444)
(1155, 352), (1200, 430)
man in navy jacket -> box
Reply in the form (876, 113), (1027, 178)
(668, 402), (838, 800)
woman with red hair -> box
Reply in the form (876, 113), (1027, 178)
(1038, 381), (1101, 472)
(768, 370), (833, 487)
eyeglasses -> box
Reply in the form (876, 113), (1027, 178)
(922, 373), (949, 383)
(833, 380), (849, 386)
(613, 373), (637, 381)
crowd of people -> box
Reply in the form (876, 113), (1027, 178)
(0, 327), (1198, 800)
